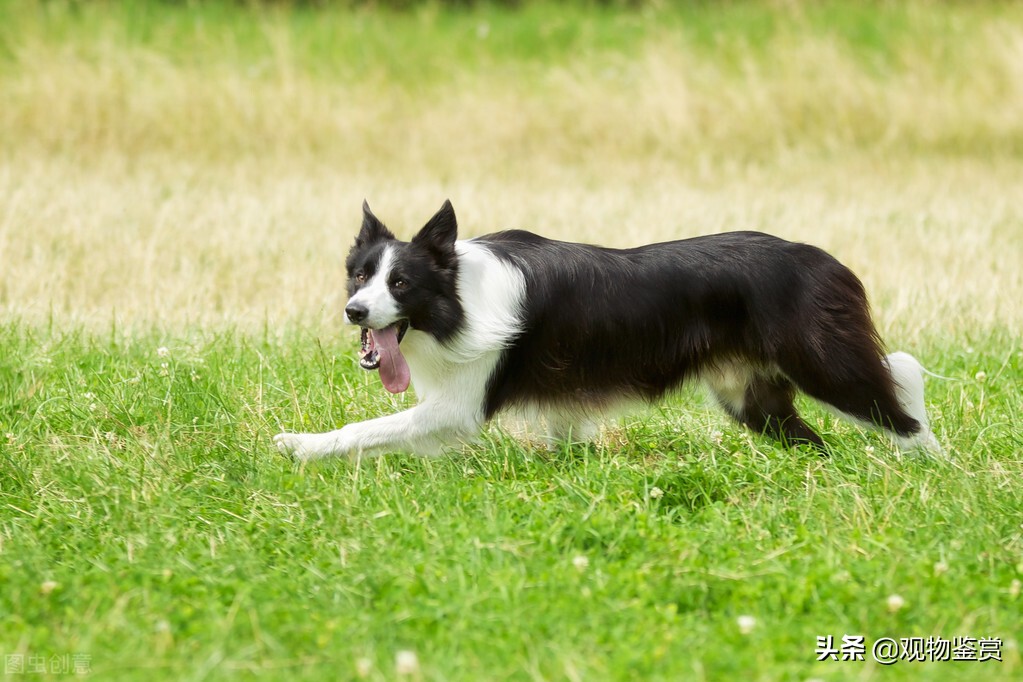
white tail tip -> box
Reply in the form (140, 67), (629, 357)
(884, 351), (946, 457)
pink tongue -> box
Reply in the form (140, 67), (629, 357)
(372, 326), (411, 394)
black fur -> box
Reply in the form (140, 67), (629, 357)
(478, 230), (920, 450)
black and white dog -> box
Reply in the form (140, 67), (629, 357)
(274, 201), (941, 460)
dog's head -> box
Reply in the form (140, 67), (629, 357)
(343, 200), (464, 392)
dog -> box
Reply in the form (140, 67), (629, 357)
(274, 200), (942, 461)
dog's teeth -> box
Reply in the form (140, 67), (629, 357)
(359, 348), (381, 371)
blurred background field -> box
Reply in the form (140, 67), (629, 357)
(2, 3), (1023, 681)
(1, 0), (1021, 339)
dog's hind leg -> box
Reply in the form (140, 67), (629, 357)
(706, 367), (825, 451)
(741, 376), (826, 449)
(544, 408), (598, 448)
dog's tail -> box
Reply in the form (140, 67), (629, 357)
(883, 351), (945, 456)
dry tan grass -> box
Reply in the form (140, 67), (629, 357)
(3, 154), (1019, 342)
(1, 6), (1021, 340)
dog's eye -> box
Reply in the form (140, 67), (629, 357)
(393, 278), (408, 290)
(354, 271), (366, 284)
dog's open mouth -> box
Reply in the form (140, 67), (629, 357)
(359, 321), (411, 393)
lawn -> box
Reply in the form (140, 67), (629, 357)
(1, 1), (1022, 680)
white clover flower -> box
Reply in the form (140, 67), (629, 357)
(933, 561), (949, 576)
(737, 615), (756, 634)
(355, 657), (372, 678)
(40, 581), (59, 595)
(975, 371), (987, 383)
(886, 594), (906, 613)
(395, 650), (419, 676)
(649, 486), (664, 500)
(572, 555), (590, 572)
(710, 429), (724, 445)
(157, 346), (170, 358)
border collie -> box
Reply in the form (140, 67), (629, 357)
(274, 200), (941, 461)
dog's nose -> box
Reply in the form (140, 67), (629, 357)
(345, 303), (369, 324)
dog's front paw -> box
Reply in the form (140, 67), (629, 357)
(274, 432), (326, 462)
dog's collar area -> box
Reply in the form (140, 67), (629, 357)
(359, 321), (409, 371)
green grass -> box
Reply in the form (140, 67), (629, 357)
(1, 324), (1020, 680)
(1, 0), (1022, 679)
(0, 0), (1010, 77)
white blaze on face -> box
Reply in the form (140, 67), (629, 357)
(346, 245), (401, 329)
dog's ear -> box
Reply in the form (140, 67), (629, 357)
(356, 200), (396, 247)
(411, 200), (458, 268)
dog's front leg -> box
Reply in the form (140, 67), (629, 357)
(274, 403), (479, 461)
